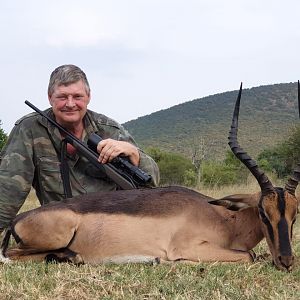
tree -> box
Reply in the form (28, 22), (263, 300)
(0, 120), (7, 151)
(284, 124), (300, 170)
(256, 124), (300, 178)
(189, 136), (207, 186)
(257, 146), (289, 178)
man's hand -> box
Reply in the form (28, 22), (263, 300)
(97, 139), (140, 166)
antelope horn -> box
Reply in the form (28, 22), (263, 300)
(228, 83), (274, 195)
(285, 164), (300, 195)
(285, 80), (300, 195)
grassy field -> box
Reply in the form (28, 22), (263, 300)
(0, 182), (300, 300)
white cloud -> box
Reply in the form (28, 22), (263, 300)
(1, 0), (300, 133)
(43, 7), (117, 47)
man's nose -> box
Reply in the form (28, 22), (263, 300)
(66, 95), (75, 106)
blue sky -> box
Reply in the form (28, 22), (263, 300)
(1, 0), (300, 133)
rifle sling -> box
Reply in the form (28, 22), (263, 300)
(60, 139), (73, 199)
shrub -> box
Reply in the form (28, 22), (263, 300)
(146, 147), (197, 186)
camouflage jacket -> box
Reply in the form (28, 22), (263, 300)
(0, 109), (160, 230)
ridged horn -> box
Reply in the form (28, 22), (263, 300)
(285, 164), (300, 196)
(228, 83), (274, 195)
(285, 80), (300, 195)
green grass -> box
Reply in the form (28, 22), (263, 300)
(0, 187), (300, 300)
(1, 244), (300, 300)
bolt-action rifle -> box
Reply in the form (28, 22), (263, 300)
(25, 100), (152, 190)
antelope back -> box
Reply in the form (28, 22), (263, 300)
(228, 83), (299, 271)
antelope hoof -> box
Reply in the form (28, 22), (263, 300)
(255, 253), (271, 262)
(45, 252), (84, 265)
(0, 252), (11, 264)
(152, 257), (161, 266)
(249, 250), (256, 262)
(70, 254), (84, 265)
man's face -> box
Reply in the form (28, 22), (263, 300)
(49, 80), (90, 127)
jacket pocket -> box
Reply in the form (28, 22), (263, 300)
(37, 156), (64, 195)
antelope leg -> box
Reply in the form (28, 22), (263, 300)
(168, 243), (254, 263)
(5, 247), (83, 264)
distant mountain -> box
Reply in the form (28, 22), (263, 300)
(123, 82), (299, 160)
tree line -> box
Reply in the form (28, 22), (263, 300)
(146, 123), (300, 188)
(1, 120), (299, 188)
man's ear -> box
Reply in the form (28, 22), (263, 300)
(48, 95), (53, 106)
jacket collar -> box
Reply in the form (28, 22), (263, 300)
(37, 108), (98, 147)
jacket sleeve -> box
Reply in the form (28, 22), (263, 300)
(137, 149), (160, 187)
(0, 121), (34, 230)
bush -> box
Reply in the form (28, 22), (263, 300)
(200, 160), (241, 187)
(146, 147), (258, 188)
(146, 147), (197, 186)
(198, 151), (249, 187)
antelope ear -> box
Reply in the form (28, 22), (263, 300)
(209, 199), (249, 211)
(211, 193), (261, 211)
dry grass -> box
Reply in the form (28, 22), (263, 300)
(1, 184), (300, 300)
(198, 173), (284, 199)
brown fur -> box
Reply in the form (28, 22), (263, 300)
(14, 186), (211, 222)
(2, 186), (264, 266)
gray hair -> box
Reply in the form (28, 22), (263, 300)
(48, 64), (90, 97)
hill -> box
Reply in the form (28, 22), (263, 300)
(123, 82), (299, 160)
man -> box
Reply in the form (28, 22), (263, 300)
(0, 64), (159, 232)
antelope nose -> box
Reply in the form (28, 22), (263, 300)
(279, 255), (294, 271)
